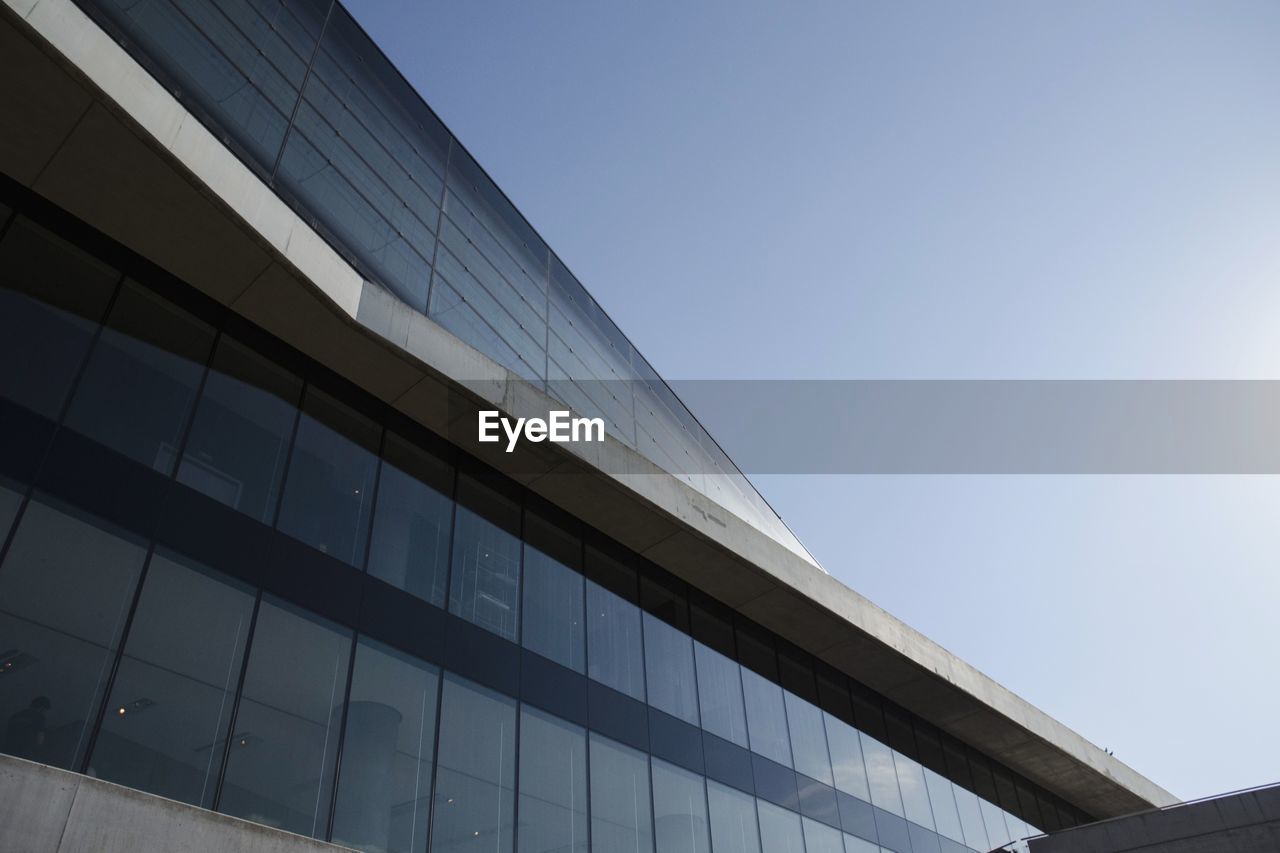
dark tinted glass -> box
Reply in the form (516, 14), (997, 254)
(589, 732), (653, 853)
(63, 280), (215, 471)
(448, 475), (521, 641)
(518, 705), (588, 853)
(276, 386), (380, 566)
(366, 432), (454, 605)
(652, 758), (711, 853)
(218, 598), (352, 838)
(430, 673), (517, 853)
(0, 497), (147, 771)
(521, 512), (585, 672)
(331, 638), (440, 853)
(0, 217), (118, 418)
(177, 335), (302, 522)
(0, 481), (22, 544)
(89, 551), (254, 807)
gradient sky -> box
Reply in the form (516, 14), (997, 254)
(344, 0), (1280, 801)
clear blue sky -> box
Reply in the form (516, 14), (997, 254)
(345, 0), (1280, 801)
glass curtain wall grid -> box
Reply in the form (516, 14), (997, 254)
(69, 0), (817, 569)
(0, 186), (1085, 852)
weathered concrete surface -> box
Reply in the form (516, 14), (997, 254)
(1029, 784), (1280, 853)
(0, 755), (351, 852)
(0, 0), (1176, 820)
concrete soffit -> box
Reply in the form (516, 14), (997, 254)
(0, 0), (1177, 820)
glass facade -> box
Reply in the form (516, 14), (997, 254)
(0, 190), (1086, 850)
(68, 0), (817, 569)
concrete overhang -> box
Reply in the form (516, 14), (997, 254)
(0, 0), (1178, 819)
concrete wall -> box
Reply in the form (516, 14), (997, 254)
(0, 754), (350, 853)
(1029, 785), (1280, 853)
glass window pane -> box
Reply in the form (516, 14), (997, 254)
(0, 480), (23, 544)
(518, 706), (587, 853)
(707, 779), (761, 853)
(923, 769), (965, 845)
(824, 713), (870, 801)
(979, 798), (1012, 848)
(756, 799), (805, 853)
(64, 280), (215, 472)
(218, 598), (352, 838)
(652, 758), (711, 853)
(644, 613), (699, 725)
(521, 512), (584, 672)
(65, 279), (216, 471)
(952, 785), (990, 852)
(894, 753), (933, 830)
(331, 638), (440, 853)
(366, 432), (454, 606)
(448, 476), (521, 640)
(177, 335), (302, 522)
(276, 386), (380, 566)
(860, 735), (903, 817)
(0, 497), (147, 771)
(786, 692), (833, 786)
(0, 217), (118, 419)
(431, 673), (517, 853)
(804, 816), (845, 853)
(89, 551), (254, 808)
(843, 833), (880, 853)
(741, 668), (791, 767)
(695, 642), (747, 748)
(586, 580), (645, 700)
(589, 732), (653, 853)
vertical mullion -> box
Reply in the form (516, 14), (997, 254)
(212, 589), (265, 811)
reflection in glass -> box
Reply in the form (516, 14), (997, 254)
(861, 734), (904, 817)
(952, 784), (991, 851)
(644, 613), (699, 725)
(586, 581), (645, 700)
(894, 753), (934, 830)
(521, 513), (585, 672)
(366, 432), (453, 605)
(177, 335), (302, 522)
(756, 799), (805, 853)
(924, 768), (965, 845)
(741, 668), (792, 767)
(695, 642), (748, 748)
(448, 476), (521, 640)
(0, 216), (118, 419)
(824, 712), (871, 801)
(589, 732), (653, 853)
(218, 598), (352, 838)
(90, 552), (254, 808)
(431, 673), (516, 853)
(331, 639), (440, 853)
(707, 779), (762, 853)
(786, 692), (833, 786)
(804, 816), (845, 853)
(0, 498), (146, 771)
(64, 281), (215, 471)
(843, 833), (881, 853)
(518, 706), (587, 853)
(652, 758), (711, 853)
(276, 387), (380, 566)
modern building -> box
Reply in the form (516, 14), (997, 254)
(0, 0), (1178, 850)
